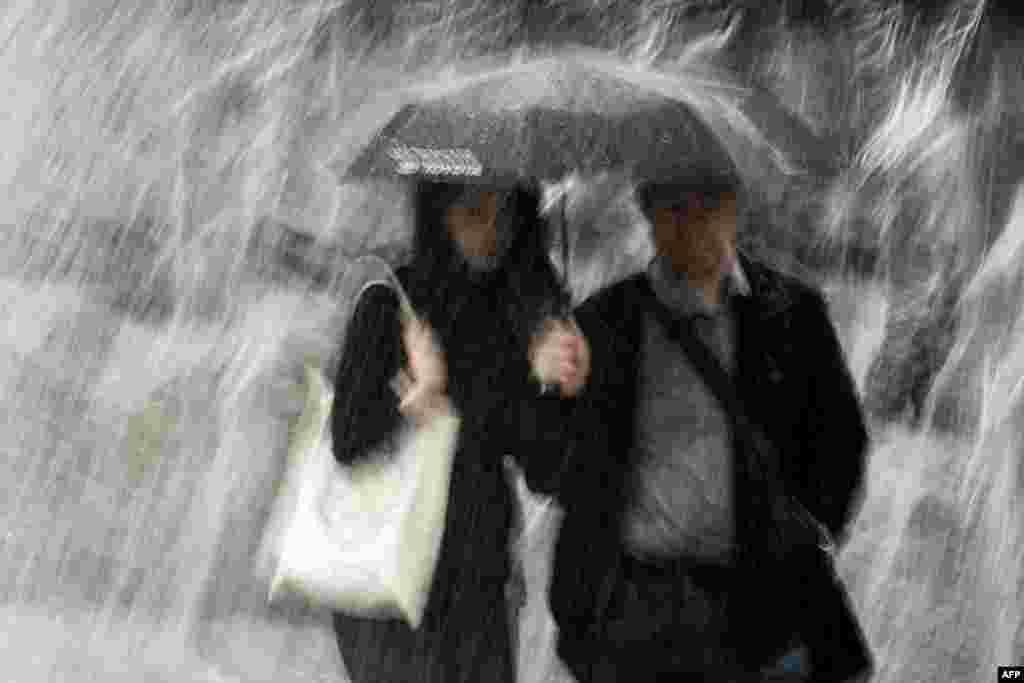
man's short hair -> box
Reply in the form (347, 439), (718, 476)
(635, 170), (740, 216)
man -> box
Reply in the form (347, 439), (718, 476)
(547, 172), (872, 682)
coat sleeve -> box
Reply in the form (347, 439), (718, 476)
(330, 284), (405, 466)
(795, 290), (870, 545)
(518, 297), (632, 506)
(512, 389), (577, 498)
(512, 299), (613, 501)
(510, 310), (584, 498)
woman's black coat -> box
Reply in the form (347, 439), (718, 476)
(328, 182), (570, 683)
(548, 254), (872, 680)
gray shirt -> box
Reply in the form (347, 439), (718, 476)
(623, 256), (750, 564)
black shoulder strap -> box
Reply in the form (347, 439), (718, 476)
(640, 278), (750, 435)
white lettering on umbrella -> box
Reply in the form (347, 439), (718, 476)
(386, 143), (483, 177)
(387, 144), (421, 174)
(422, 148), (445, 175)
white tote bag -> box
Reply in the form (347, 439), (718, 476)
(265, 329), (459, 630)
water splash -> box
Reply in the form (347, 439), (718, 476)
(2, 1), (1024, 681)
(814, 5), (1024, 681)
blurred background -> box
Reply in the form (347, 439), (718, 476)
(1, 0), (1023, 680)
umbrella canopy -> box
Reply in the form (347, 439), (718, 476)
(321, 49), (835, 308)
(332, 49), (832, 196)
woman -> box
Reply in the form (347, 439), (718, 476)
(330, 179), (588, 683)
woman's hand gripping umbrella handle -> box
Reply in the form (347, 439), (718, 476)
(529, 316), (590, 399)
(529, 185), (590, 398)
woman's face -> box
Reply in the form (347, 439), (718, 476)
(444, 188), (502, 268)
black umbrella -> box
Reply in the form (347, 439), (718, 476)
(328, 49), (833, 310)
(333, 49), (832, 193)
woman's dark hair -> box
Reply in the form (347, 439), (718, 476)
(405, 180), (566, 346)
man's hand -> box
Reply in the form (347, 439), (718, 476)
(529, 317), (590, 398)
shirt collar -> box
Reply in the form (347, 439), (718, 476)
(647, 253), (750, 317)
(728, 254), (752, 297)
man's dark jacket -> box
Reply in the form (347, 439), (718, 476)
(534, 254), (871, 679)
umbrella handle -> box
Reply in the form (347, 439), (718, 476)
(558, 193), (572, 317)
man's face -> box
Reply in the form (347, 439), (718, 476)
(647, 188), (739, 281)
